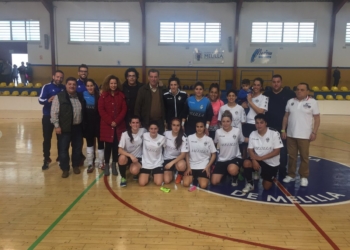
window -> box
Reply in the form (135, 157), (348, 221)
(69, 21), (129, 43)
(346, 23), (350, 43)
(0, 20), (40, 41)
(160, 22), (221, 44)
(251, 22), (315, 43)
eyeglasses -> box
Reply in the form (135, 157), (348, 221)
(79, 70), (88, 73)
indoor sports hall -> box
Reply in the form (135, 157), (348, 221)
(0, 0), (350, 249)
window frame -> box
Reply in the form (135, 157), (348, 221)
(68, 19), (130, 45)
(159, 21), (222, 45)
(251, 20), (317, 45)
(0, 19), (40, 42)
(346, 22), (350, 44)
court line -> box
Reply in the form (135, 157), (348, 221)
(273, 179), (340, 250)
(27, 172), (104, 250)
(104, 176), (293, 250)
(312, 144), (350, 153)
(322, 133), (350, 145)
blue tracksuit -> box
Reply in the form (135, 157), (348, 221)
(38, 82), (65, 115)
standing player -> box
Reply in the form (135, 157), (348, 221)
(139, 121), (166, 186)
(181, 82), (213, 136)
(118, 115), (147, 187)
(242, 114), (283, 193)
(208, 83), (224, 140)
(282, 83), (320, 187)
(184, 120), (216, 189)
(163, 118), (188, 184)
(38, 70), (65, 170)
(218, 90), (246, 131)
(212, 111), (247, 186)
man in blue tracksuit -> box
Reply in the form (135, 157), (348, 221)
(38, 70), (65, 170)
(76, 64), (89, 93)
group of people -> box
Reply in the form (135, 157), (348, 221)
(38, 65), (320, 192)
(0, 60), (32, 85)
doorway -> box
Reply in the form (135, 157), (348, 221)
(11, 53), (28, 85)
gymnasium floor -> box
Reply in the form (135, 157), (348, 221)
(0, 110), (350, 250)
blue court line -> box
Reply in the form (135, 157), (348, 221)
(322, 133), (350, 145)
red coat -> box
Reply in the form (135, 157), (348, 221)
(98, 90), (127, 143)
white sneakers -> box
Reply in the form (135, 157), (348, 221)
(242, 183), (254, 193)
(253, 171), (259, 180)
(300, 178), (308, 187)
(283, 176), (295, 183)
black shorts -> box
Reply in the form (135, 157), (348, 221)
(246, 159), (278, 182)
(190, 169), (209, 179)
(214, 158), (243, 175)
(118, 155), (142, 165)
(140, 166), (164, 175)
(242, 123), (256, 138)
(163, 159), (176, 172)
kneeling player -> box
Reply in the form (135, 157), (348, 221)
(242, 114), (283, 193)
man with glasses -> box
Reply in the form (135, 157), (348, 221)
(76, 64), (89, 93)
(122, 68), (142, 127)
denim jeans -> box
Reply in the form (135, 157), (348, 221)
(59, 124), (83, 171)
(42, 115), (59, 161)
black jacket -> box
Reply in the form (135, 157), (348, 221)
(163, 90), (188, 126)
(122, 81), (142, 123)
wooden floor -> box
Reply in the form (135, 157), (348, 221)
(0, 110), (350, 250)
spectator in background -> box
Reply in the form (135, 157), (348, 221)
(18, 62), (26, 84)
(237, 79), (251, 114)
(26, 62), (33, 83)
(12, 64), (18, 84)
(51, 77), (85, 178)
(264, 74), (295, 178)
(333, 67), (341, 87)
(1, 61), (12, 84)
(39, 70), (65, 170)
(122, 68), (142, 128)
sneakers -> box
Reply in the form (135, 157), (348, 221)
(253, 171), (259, 180)
(283, 176), (295, 183)
(99, 162), (105, 170)
(300, 178), (308, 187)
(111, 162), (118, 176)
(175, 174), (183, 184)
(104, 163), (110, 176)
(87, 165), (94, 173)
(120, 177), (127, 187)
(62, 170), (69, 178)
(231, 176), (238, 187)
(73, 167), (81, 174)
(42, 160), (49, 170)
(242, 183), (254, 193)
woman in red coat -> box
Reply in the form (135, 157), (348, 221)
(98, 75), (127, 176)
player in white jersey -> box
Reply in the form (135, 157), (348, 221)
(242, 114), (283, 193)
(218, 90), (246, 131)
(139, 121), (166, 186)
(163, 118), (188, 184)
(212, 110), (248, 187)
(118, 115), (146, 187)
(184, 120), (216, 189)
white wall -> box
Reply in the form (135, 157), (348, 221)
(333, 3), (350, 67)
(54, 1), (142, 66)
(238, 2), (332, 67)
(0, 2), (51, 65)
(146, 2), (235, 67)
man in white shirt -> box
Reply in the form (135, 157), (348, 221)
(281, 83), (320, 187)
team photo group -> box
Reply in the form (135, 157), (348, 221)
(38, 64), (320, 192)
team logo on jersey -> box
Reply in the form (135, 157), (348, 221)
(178, 96), (182, 100)
(233, 135), (237, 139)
(291, 102), (294, 106)
(204, 141), (208, 146)
(255, 99), (259, 103)
(207, 156), (350, 206)
(157, 142), (160, 146)
(200, 105), (203, 109)
(266, 138), (270, 142)
(235, 111), (238, 115)
(303, 103), (311, 109)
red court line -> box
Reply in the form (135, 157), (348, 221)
(273, 179), (340, 250)
(104, 176), (292, 250)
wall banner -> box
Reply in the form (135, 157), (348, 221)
(246, 48), (277, 65)
(192, 48), (224, 65)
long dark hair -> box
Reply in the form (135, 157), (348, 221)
(127, 115), (140, 143)
(168, 74), (181, 89)
(171, 118), (184, 150)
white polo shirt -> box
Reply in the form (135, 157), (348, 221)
(218, 104), (246, 131)
(286, 97), (320, 139)
(188, 134), (216, 170)
(118, 128), (147, 158)
(248, 128), (283, 167)
(246, 94), (269, 124)
(163, 131), (189, 160)
(141, 132), (166, 169)
(214, 127), (244, 162)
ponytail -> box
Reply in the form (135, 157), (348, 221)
(127, 115), (140, 143)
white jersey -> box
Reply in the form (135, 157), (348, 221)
(247, 94), (269, 124)
(141, 132), (166, 169)
(188, 134), (216, 170)
(248, 128), (283, 167)
(118, 128), (147, 158)
(286, 97), (320, 139)
(163, 131), (189, 160)
(214, 127), (244, 162)
(218, 104), (246, 131)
